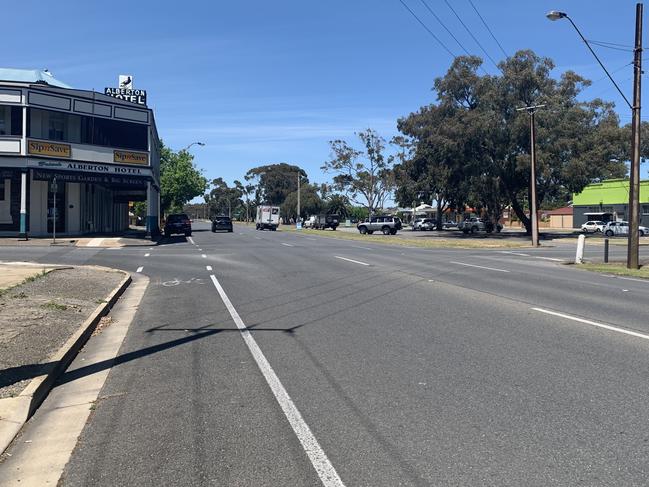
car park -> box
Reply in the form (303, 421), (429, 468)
(164, 213), (192, 237)
(581, 220), (605, 233)
(212, 216), (233, 233)
(357, 216), (402, 235)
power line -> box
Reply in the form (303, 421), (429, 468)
(397, 0), (456, 59)
(442, 0), (501, 71)
(588, 40), (634, 53)
(467, 0), (509, 59)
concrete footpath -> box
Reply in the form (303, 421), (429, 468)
(0, 263), (131, 455)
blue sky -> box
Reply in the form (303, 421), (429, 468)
(6, 0), (648, 189)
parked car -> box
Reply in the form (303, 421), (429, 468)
(164, 213), (192, 237)
(603, 221), (648, 237)
(212, 215), (233, 233)
(412, 218), (436, 231)
(581, 220), (605, 233)
(442, 220), (458, 229)
(458, 217), (502, 234)
(312, 214), (340, 230)
(357, 216), (402, 235)
(304, 216), (317, 228)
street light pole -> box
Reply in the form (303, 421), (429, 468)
(547, 6), (642, 268)
(297, 171), (301, 226)
(517, 105), (544, 246)
(628, 3), (643, 269)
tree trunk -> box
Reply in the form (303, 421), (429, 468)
(510, 195), (531, 234)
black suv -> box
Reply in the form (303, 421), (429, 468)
(212, 216), (233, 233)
(164, 214), (192, 237)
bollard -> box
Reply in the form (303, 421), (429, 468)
(604, 238), (609, 263)
(575, 234), (585, 264)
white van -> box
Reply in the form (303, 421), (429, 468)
(256, 206), (280, 231)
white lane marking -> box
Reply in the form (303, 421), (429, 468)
(201, 254), (207, 258)
(615, 276), (649, 284)
(209, 275), (345, 487)
(532, 307), (649, 341)
(535, 256), (563, 262)
(307, 238), (317, 241)
(281, 243), (294, 247)
(255, 237), (262, 240)
(206, 265), (212, 271)
(188, 236), (196, 245)
(144, 253), (150, 257)
(450, 261), (510, 273)
(500, 251), (530, 257)
(334, 256), (370, 266)
(136, 266), (143, 273)
(198, 248), (203, 251)
(351, 246), (373, 251)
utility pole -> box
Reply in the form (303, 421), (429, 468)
(628, 2), (643, 269)
(51, 177), (57, 245)
(297, 171), (301, 226)
(517, 105), (545, 246)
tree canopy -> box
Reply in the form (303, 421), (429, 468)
(245, 163), (308, 205)
(160, 142), (208, 215)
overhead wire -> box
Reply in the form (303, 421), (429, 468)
(442, 0), (501, 71)
(397, 0), (457, 59)
(466, 0), (509, 59)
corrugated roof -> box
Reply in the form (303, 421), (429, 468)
(0, 68), (72, 88)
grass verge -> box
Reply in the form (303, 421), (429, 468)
(577, 262), (649, 279)
(280, 227), (531, 249)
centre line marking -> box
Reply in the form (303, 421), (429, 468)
(500, 251), (530, 257)
(352, 246), (373, 251)
(201, 254), (207, 258)
(532, 307), (649, 341)
(281, 243), (294, 247)
(209, 275), (345, 487)
(206, 265), (212, 271)
(334, 256), (370, 266)
(450, 261), (510, 273)
(136, 266), (143, 273)
(535, 256), (563, 262)
(188, 236), (196, 245)
(144, 253), (150, 257)
(255, 236), (262, 240)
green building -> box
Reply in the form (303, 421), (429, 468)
(572, 178), (649, 227)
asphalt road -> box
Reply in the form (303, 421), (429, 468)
(1, 223), (649, 485)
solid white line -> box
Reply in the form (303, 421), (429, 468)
(255, 237), (262, 240)
(351, 246), (373, 251)
(307, 238), (317, 241)
(206, 265), (212, 271)
(281, 243), (294, 247)
(500, 251), (530, 257)
(450, 261), (510, 273)
(209, 275), (345, 487)
(188, 236), (196, 245)
(615, 276), (649, 284)
(532, 307), (649, 341)
(334, 256), (370, 266)
(201, 254), (207, 258)
(198, 248), (203, 251)
(144, 253), (150, 257)
(535, 256), (563, 262)
(136, 266), (143, 273)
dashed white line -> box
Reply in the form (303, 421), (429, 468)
(255, 237), (262, 240)
(136, 266), (143, 273)
(144, 253), (150, 257)
(281, 243), (294, 247)
(334, 256), (370, 266)
(500, 251), (530, 257)
(534, 256), (563, 262)
(615, 276), (649, 284)
(532, 307), (649, 341)
(206, 265), (212, 271)
(188, 236), (196, 245)
(209, 275), (345, 487)
(450, 261), (510, 273)
(351, 246), (373, 251)
(198, 248), (203, 251)
(201, 254), (207, 258)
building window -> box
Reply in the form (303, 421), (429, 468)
(0, 105), (23, 136)
(27, 108), (147, 151)
(643, 205), (649, 216)
(0, 180), (4, 201)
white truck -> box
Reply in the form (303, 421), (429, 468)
(256, 206), (280, 231)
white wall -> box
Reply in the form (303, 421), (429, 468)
(29, 178), (48, 235)
(66, 182), (80, 234)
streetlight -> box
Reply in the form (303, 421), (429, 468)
(181, 141), (205, 152)
(547, 6), (643, 269)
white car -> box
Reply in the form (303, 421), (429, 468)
(581, 220), (605, 233)
(603, 221), (649, 237)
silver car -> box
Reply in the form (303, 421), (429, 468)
(603, 221), (648, 237)
(357, 216), (402, 235)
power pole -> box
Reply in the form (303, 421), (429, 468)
(297, 171), (301, 225)
(628, 2), (643, 269)
(517, 104), (545, 246)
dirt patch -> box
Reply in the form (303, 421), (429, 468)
(0, 267), (124, 399)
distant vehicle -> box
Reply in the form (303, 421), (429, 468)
(412, 218), (436, 231)
(581, 220), (605, 233)
(164, 213), (192, 238)
(603, 221), (648, 237)
(442, 220), (458, 230)
(212, 216), (233, 233)
(357, 216), (402, 235)
(312, 214), (340, 230)
(458, 217), (502, 234)
(304, 216), (317, 228)
(256, 205), (280, 231)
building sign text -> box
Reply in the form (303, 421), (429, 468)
(114, 150), (148, 165)
(27, 140), (71, 158)
(104, 87), (147, 106)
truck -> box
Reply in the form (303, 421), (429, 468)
(311, 214), (340, 230)
(256, 206), (280, 231)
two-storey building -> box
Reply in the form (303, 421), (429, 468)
(0, 68), (160, 237)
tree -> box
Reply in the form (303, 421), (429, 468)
(281, 184), (323, 221)
(160, 142), (208, 215)
(322, 129), (396, 217)
(325, 194), (350, 217)
(244, 163), (307, 205)
(234, 179), (256, 222)
(208, 178), (242, 219)
(396, 52), (631, 233)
